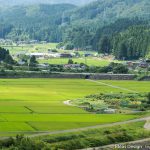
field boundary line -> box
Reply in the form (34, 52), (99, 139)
(0, 116), (150, 139)
(86, 79), (139, 93)
(27, 116), (150, 138)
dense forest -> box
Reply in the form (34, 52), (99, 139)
(0, 0), (150, 59)
(92, 19), (150, 59)
(0, 4), (76, 42)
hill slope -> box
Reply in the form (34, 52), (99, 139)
(0, 0), (150, 59)
(0, 4), (76, 42)
(0, 0), (95, 6)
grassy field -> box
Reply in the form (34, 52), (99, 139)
(1, 43), (121, 66)
(0, 79), (149, 136)
(38, 57), (114, 66)
(1, 43), (58, 54)
(36, 121), (150, 149)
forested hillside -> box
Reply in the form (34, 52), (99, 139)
(0, 4), (76, 42)
(0, 0), (150, 59)
(62, 0), (150, 47)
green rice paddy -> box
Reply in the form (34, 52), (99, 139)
(38, 57), (113, 66)
(0, 79), (149, 136)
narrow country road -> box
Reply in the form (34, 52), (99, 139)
(27, 116), (150, 138)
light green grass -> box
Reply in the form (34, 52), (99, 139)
(29, 106), (87, 114)
(102, 80), (150, 92)
(38, 57), (120, 66)
(0, 122), (35, 132)
(0, 79), (149, 135)
(1, 114), (136, 123)
(1, 43), (58, 54)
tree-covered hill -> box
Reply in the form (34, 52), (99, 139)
(0, 0), (150, 59)
(62, 0), (150, 47)
(0, 4), (76, 42)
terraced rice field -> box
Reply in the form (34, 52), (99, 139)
(0, 79), (149, 136)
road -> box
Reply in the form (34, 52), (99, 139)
(81, 138), (150, 150)
(27, 116), (150, 138)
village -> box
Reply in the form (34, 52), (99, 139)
(0, 38), (150, 77)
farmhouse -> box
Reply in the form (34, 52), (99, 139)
(139, 61), (148, 68)
(64, 64), (81, 69)
(26, 52), (61, 59)
(60, 53), (73, 58)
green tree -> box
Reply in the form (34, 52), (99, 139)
(4, 54), (14, 64)
(98, 36), (111, 54)
(29, 56), (38, 67)
(147, 93), (150, 104)
(68, 59), (74, 64)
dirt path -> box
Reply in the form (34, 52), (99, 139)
(81, 138), (150, 150)
(26, 116), (150, 138)
(63, 100), (75, 106)
(0, 116), (150, 142)
(86, 79), (138, 93)
(144, 120), (150, 130)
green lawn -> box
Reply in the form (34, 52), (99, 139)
(0, 79), (149, 135)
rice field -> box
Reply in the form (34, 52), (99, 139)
(0, 79), (149, 136)
(38, 57), (114, 66)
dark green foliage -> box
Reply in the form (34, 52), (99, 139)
(0, 122), (150, 150)
(93, 19), (150, 60)
(65, 43), (74, 50)
(0, 47), (9, 61)
(112, 64), (128, 74)
(4, 55), (14, 65)
(112, 25), (150, 59)
(0, 69), (6, 75)
(0, 0), (150, 59)
(68, 59), (74, 64)
(29, 56), (38, 67)
(84, 93), (148, 112)
(0, 47), (14, 64)
(98, 36), (111, 54)
(147, 93), (150, 104)
(0, 137), (14, 147)
(0, 4), (76, 42)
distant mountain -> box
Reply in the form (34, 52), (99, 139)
(0, 4), (76, 42)
(62, 0), (150, 48)
(0, 0), (96, 6)
(0, 0), (150, 59)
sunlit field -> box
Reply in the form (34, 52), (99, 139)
(38, 57), (113, 66)
(0, 79), (149, 136)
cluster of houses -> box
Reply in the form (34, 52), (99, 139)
(0, 38), (48, 45)
(25, 52), (75, 59)
(126, 59), (150, 70)
(16, 40), (47, 45)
